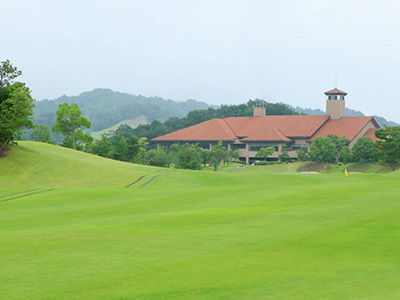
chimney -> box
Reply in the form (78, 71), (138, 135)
(253, 106), (266, 117)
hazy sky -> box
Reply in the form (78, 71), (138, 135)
(2, 0), (400, 122)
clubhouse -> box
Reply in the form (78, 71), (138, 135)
(152, 89), (380, 164)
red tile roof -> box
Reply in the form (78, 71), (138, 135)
(227, 115), (330, 138)
(241, 128), (292, 142)
(324, 88), (348, 95)
(152, 118), (237, 141)
(152, 115), (379, 143)
(309, 117), (375, 142)
(364, 128), (380, 142)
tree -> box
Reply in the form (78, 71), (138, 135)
(352, 137), (377, 163)
(296, 147), (309, 162)
(327, 135), (349, 152)
(135, 137), (149, 164)
(115, 124), (136, 139)
(90, 133), (112, 158)
(327, 135), (349, 162)
(0, 81), (34, 152)
(278, 144), (291, 163)
(52, 103), (93, 150)
(339, 145), (352, 164)
(177, 143), (202, 170)
(30, 124), (53, 143)
(0, 60), (22, 88)
(255, 146), (275, 161)
(228, 150), (239, 163)
(309, 136), (337, 163)
(126, 135), (140, 162)
(109, 134), (129, 161)
(375, 126), (400, 170)
(209, 141), (228, 171)
(147, 147), (169, 167)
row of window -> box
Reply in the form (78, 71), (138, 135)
(158, 142), (308, 152)
(249, 144), (279, 152)
(328, 95), (345, 100)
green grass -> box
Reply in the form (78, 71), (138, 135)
(0, 141), (159, 188)
(2, 142), (400, 299)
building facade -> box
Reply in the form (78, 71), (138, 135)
(152, 89), (380, 164)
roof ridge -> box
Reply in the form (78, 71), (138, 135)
(214, 119), (237, 140)
(349, 118), (376, 142)
(308, 115), (330, 139)
(272, 128), (287, 139)
(221, 118), (238, 138)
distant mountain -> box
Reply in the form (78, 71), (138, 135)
(33, 88), (210, 132)
(289, 105), (398, 128)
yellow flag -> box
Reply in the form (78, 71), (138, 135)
(345, 168), (348, 177)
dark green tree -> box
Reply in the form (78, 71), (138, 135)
(52, 103), (93, 150)
(339, 145), (352, 164)
(228, 150), (239, 163)
(296, 147), (309, 161)
(177, 143), (202, 170)
(0, 80), (34, 152)
(309, 136), (337, 163)
(147, 147), (169, 167)
(90, 133), (113, 158)
(278, 144), (291, 163)
(327, 135), (350, 152)
(126, 135), (140, 162)
(135, 137), (149, 164)
(375, 126), (400, 170)
(255, 146), (275, 161)
(352, 137), (377, 163)
(109, 134), (129, 161)
(209, 141), (228, 171)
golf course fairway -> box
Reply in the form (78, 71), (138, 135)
(1, 142), (400, 299)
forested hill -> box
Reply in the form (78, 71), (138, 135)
(289, 105), (399, 128)
(33, 88), (209, 131)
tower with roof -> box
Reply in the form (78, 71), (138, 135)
(325, 88), (347, 120)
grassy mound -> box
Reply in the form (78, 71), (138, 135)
(0, 141), (158, 188)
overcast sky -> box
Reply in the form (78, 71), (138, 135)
(2, 0), (400, 122)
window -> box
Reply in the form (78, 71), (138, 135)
(249, 143), (279, 152)
(290, 144), (308, 151)
(234, 144), (246, 149)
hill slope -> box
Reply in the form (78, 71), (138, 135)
(0, 141), (159, 188)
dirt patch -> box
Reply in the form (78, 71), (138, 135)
(298, 161), (331, 173)
(0, 145), (11, 158)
